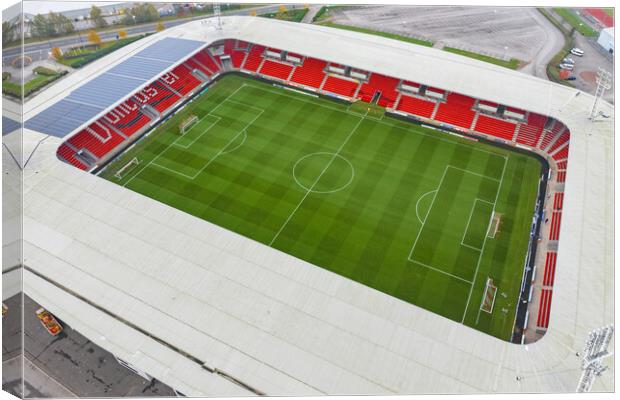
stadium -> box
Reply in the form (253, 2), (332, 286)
(6, 14), (614, 395)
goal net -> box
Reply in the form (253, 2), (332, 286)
(487, 212), (502, 238)
(179, 114), (198, 135)
(115, 157), (140, 179)
(480, 277), (498, 314)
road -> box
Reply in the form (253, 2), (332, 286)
(2, 4), (298, 61)
(517, 8), (566, 79)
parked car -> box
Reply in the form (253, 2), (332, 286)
(558, 63), (574, 71)
(562, 57), (575, 64)
(570, 48), (585, 56)
(36, 308), (63, 336)
(566, 76), (577, 81)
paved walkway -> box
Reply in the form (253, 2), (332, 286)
(301, 6), (322, 24)
(518, 8), (566, 80)
(1, 294), (176, 397)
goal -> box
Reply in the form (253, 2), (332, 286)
(179, 114), (199, 135)
(487, 212), (503, 238)
(480, 277), (498, 314)
(114, 157), (140, 179)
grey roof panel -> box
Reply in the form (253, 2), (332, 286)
(25, 37), (207, 138)
(24, 100), (102, 137)
(2, 116), (21, 135)
(134, 37), (205, 62)
(107, 57), (173, 81)
(66, 73), (145, 108)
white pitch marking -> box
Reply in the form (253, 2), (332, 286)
(123, 83), (250, 187)
(174, 115), (221, 149)
(461, 155), (509, 323)
(269, 111), (368, 247)
(415, 190), (437, 224)
(460, 198), (494, 251)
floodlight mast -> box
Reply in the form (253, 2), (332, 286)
(589, 68), (612, 120)
(214, 3), (222, 31)
(576, 325), (614, 392)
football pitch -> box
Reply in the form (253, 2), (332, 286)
(101, 75), (541, 340)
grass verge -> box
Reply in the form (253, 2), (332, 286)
(321, 22), (434, 47)
(2, 70), (67, 98)
(443, 47), (521, 70)
(58, 35), (146, 68)
(553, 8), (598, 37)
(259, 8), (309, 23)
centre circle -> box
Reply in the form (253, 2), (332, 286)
(292, 152), (355, 194)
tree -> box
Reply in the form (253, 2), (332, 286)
(90, 5), (108, 29)
(156, 21), (165, 32)
(48, 12), (75, 35)
(250, 10), (257, 17)
(2, 21), (16, 44)
(30, 14), (55, 37)
(122, 3), (160, 25)
(118, 29), (127, 39)
(276, 5), (287, 19)
(87, 29), (102, 45)
(51, 47), (63, 60)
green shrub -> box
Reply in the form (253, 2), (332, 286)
(33, 66), (58, 76)
(2, 72), (10, 81)
(260, 8), (308, 23)
(60, 35), (145, 68)
(2, 70), (67, 98)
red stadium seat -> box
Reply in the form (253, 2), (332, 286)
(290, 58), (327, 88)
(548, 131), (569, 154)
(543, 252), (557, 287)
(434, 93), (476, 129)
(322, 76), (359, 97)
(68, 121), (125, 159)
(552, 145), (569, 161)
(549, 212), (562, 240)
(103, 99), (151, 137)
(537, 289), (553, 328)
(516, 124), (543, 147)
(134, 81), (180, 114)
(57, 143), (89, 170)
(160, 64), (202, 96)
(357, 73), (400, 106)
(259, 59), (294, 81)
(396, 95), (436, 118)
(243, 44), (265, 72)
(474, 114), (516, 140)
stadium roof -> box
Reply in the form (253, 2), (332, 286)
(24, 37), (205, 137)
(15, 16), (614, 395)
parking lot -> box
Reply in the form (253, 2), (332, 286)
(329, 6), (564, 67)
(569, 34), (614, 104)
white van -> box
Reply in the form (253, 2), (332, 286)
(570, 48), (585, 57)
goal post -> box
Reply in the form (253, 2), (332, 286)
(487, 212), (503, 238)
(480, 277), (498, 314)
(115, 157), (140, 179)
(179, 114), (199, 135)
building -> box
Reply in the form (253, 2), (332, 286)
(597, 27), (614, 54)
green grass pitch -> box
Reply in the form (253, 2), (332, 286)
(101, 75), (541, 341)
